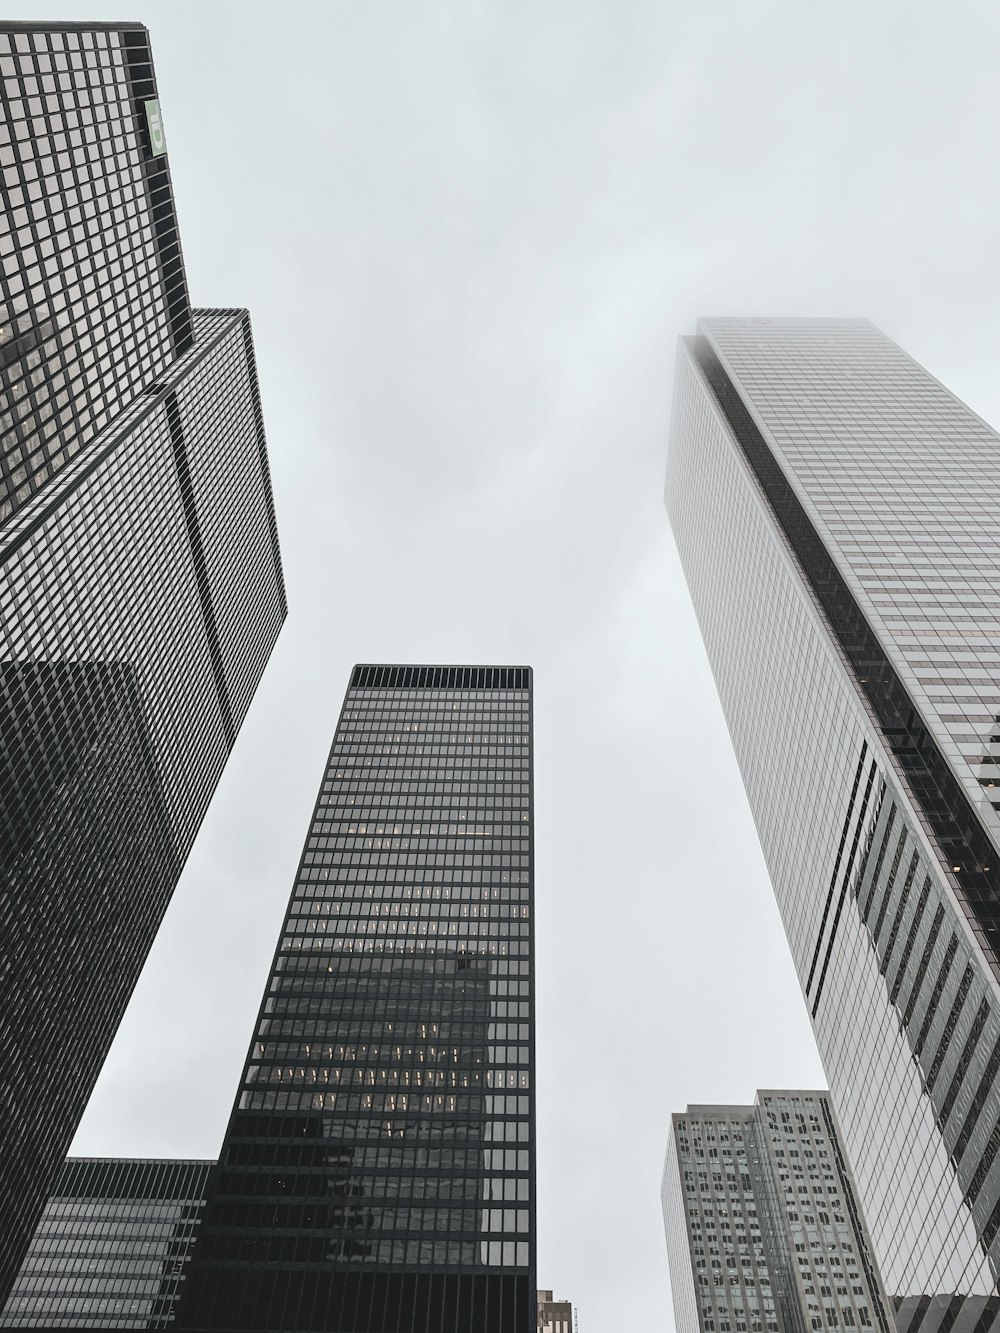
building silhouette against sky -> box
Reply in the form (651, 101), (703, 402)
(662, 1091), (893, 1333)
(175, 664), (536, 1332)
(0, 21), (285, 1302)
(667, 318), (1000, 1332)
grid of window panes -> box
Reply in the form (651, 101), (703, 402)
(663, 1116), (704, 1333)
(666, 1107), (774, 1333)
(754, 1094), (891, 1333)
(0, 23), (190, 522)
(844, 781), (1000, 1304)
(181, 665), (534, 1333)
(0, 1158), (213, 1329)
(666, 325), (1000, 1333)
(0, 309), (285, 1303)
(536, 1291), (574, 1333)
(700, 318), (1000, 841)
(662, 1094), (892, 1333)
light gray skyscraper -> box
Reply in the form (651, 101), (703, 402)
(667, 320), (1000, 1333)
(662, 1092), (893, 1333)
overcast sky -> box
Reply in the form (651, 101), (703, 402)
(8, 0), (1000, 1326)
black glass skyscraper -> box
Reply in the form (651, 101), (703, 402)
(667, 319), (1000, 1331)
(0, 22), (285, 1301)
(179, 664), (535, 1333)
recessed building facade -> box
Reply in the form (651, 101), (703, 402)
(0, 22), (285, 1301)
(178, 664), (535, 1333)
(666, 319), (1000, 1332)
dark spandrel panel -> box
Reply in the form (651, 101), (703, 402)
(350, 665), (531, 691)
(182, 1272), (532, 1333)
(0, 1158), (214, 1330)
(181, 671), (534, 1333)
(0, 310), (285, 1301)
(0, 25), (192, 523)
(53, 1156), (215, 1202)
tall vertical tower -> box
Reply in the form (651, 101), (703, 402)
(667, 319), (1000, 1331)
(0, 22), (285, 1299)
(180, 665), (535, 1333)
(662, 1092), (893, 1333)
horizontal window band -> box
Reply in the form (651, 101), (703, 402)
(350, 665), (531, 692)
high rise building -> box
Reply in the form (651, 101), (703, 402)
(0, 1158), (214, 1330)
(666, 318), (1000, 1332)
(662, 1091), (893, 1333)
(0, 21), (192, 522)
(177, 664), (535, 1333)
(0, 21), (285, 1301)
(537, 1289), (574, 1333)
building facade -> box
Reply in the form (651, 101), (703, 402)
(0, 1159), (214, 1330)
(536, 1289), (574, 1333)
(662, 1092), (893, 1333)
(178, 664), (535, 1332)
(666, 319), (1000, 1332)
(0, 22), (192, 523)
(0, 22), (285, 1301)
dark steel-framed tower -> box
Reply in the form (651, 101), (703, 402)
(667, 319), (1000, 1333)
(179, 664), (535, 1333)
(0, 21), (285, 1300)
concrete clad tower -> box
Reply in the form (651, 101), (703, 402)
(662, 1093), (893, 1333)
(536, 1289), (575, 1333)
